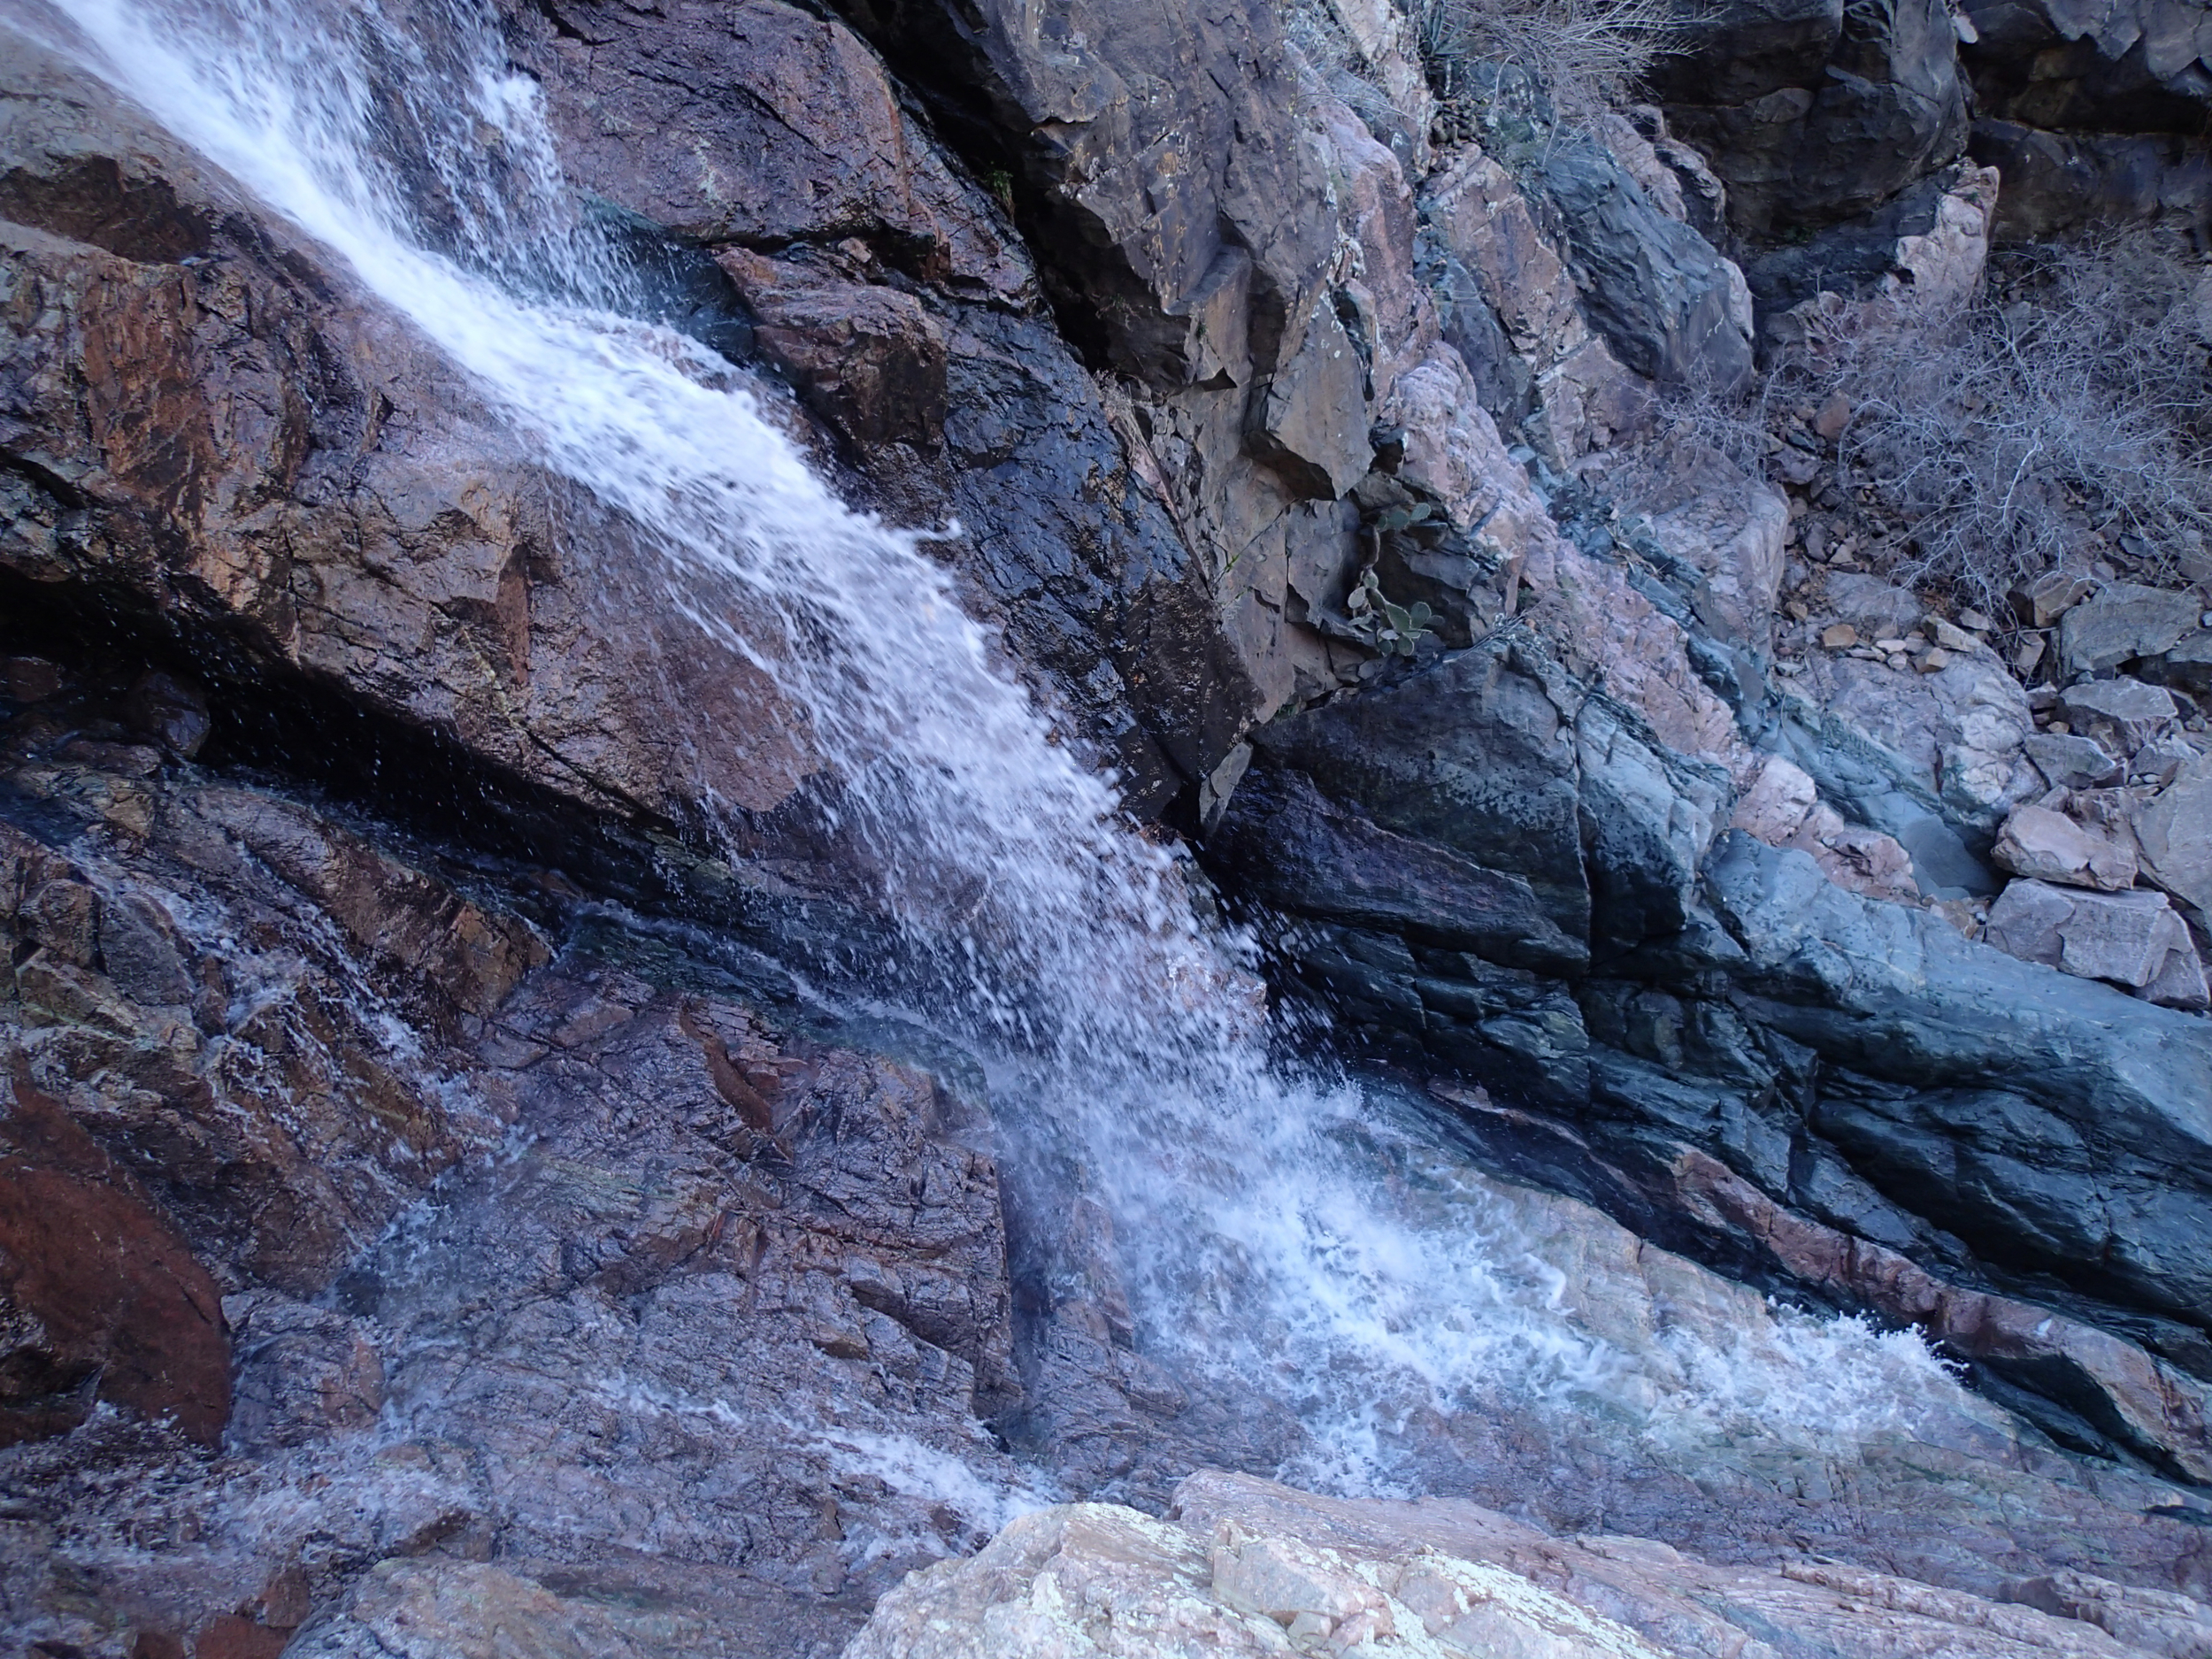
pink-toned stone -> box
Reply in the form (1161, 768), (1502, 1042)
(1993, 804), (2138, 891)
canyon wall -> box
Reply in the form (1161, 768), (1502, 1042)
(4, 0), (2212, 1654)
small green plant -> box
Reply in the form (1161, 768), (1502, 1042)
(985, 168), (1017, 213)
(1345, 569), (1436, 657)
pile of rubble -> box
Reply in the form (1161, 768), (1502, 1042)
(1779, 546), (2212, 1009)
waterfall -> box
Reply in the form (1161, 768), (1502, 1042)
(13, 0), (1982, 1500)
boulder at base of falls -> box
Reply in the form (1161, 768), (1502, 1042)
(842, 1470), (2208, 1659)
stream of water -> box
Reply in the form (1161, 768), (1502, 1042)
(15, 0), (1985, 1504)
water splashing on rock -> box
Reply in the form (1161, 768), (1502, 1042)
(18, 0), (1985, 1504)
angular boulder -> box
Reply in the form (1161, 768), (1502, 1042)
(2058, 584), (2203, 677)
(2138, 756), (2212, 919)
(1250, 299), (1373, 499)
(1992, 803), (2138, 890)
(2024, 732), (2122, 790)
(2058, 679), (2180, 758)
(1985, 877), (2207, 999)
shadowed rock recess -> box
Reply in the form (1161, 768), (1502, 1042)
(4, 0), (2212, 1654)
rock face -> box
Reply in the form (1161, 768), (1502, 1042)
(1652, 0), (2212, 244)
(9, 0), (2212, 1654)
(496, 0), (1271, 814)
(0, 667), (1036, 1656)
(1213, 627), (2212, 1472)
(849, 1471), (2212, 1658)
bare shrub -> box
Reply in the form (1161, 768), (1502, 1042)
(1276, 0), (1403, 128)
(1636, 230), (2212, 616)
(1830, 236), (2210, 610)
(1414, 0), (1680, 127)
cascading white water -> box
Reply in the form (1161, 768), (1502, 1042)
(12, 0), (1983, 1497)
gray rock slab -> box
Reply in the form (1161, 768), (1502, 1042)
(2147, 933), (2212, 1011)
(1703, 833), (2212, 1325)
(2138, 755), (2212, 919)
(1983, 876), (2075, 967)
(1822, 572), (1926, 639)
(2024, 731), (2120, 790)
(2059, 583), (2202, 676)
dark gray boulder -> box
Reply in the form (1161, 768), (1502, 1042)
(1537, 133), (1756, 388)
(1660, 0), (1968, 235)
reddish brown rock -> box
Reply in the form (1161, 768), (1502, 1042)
(1, 44), (816, 826)
(0, 703), (518, 1294)
(0, 1061), (228, 1447)
(519, 0), (1032, 303)
(189, 1614), (292, 1659)
(718, 250), (949, 452)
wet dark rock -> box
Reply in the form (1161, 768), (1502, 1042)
(1208, 766), (1585, 973)
(0, 43), (820, 833)
(1536, 133), (1755, 388)
(495, 0), (1264, 815)
(13, 0), (2212, 1647)
(718, 250), (950, 453)
(1213, 625), (2212, 1475)
(1970, 119), (2212, 239)
(0, 703), (1026, 1646)
(1660, 0), (1969, 235)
